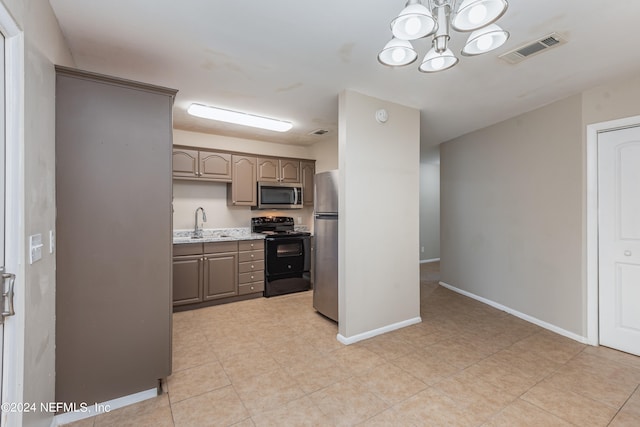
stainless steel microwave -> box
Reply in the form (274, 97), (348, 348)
(255, 182), (303, 209)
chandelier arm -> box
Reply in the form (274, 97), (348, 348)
(432, 0), (452, 53)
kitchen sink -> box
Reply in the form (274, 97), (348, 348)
(189, 233), (231, 239)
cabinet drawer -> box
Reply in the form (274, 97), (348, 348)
(239, 271), (264, 284)
(239, 260), (264, 273)
(238, 240), (264, 251)
(238, 281), (264, 295)
(203, 241), (238, 254)
(173, 243), (203, 256)
(238, 250), (264, 262)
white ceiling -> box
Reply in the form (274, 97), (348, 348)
(49, 0), (640, 149)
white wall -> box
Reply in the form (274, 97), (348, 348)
(172, 129), (318, 230)
(173, 180), (314, 230)
(1, 0), (75, 426)
(310, 137), (338, 173)
(338, 90), (421, 341)
(420, 145), (440, 261)
(582, 73), (640, 127)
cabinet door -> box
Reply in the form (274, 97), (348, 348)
(301, 161), (315, 205)
(230, 155), (257, 206)
(199, 151), (232, 182)
(257, 157), (279, 182)
(280, 159), (301, 183)
(173, 148), (199, 178)
(204, 253), (238, 300)
(173, 255), (203, 306)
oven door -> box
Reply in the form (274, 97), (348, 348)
(265, 236), (310, 276)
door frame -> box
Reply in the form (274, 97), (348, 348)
(0, 4), (24, 427)
(586, 114), (640, 346)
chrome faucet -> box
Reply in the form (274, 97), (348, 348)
(194, 207), (207, 238)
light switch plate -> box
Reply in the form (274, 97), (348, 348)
(49, 230), (55, 254)
(29, 234), (44, 264)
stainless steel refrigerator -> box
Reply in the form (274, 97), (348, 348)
(313, 170), (339, 322)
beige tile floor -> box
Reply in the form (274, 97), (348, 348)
(66, 262), (640, 426)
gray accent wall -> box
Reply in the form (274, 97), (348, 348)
(441, 72), (640, 339)
(441, 94), (584, 336)
(420, 145), (440, 262)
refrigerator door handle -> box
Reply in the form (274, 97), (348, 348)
(315, 213), (338, 219)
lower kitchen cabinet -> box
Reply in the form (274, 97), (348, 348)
(173, 239), (264, 309)
(173, 255), (203, 305)
(238, 240), (265, 295)
(204, 252), (238, 300)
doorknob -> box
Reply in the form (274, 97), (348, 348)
(624, 250), (632, 256)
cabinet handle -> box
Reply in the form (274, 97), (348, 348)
(250, 275), (254, 279)
(251, 264), (254, 268)
(250, 286), (254, 290)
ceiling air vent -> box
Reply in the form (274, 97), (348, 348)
(309, 129), (329, 136)
(499, 32), (568, 64)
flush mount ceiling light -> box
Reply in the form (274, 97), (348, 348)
(378, 0), (509, 73)
(187, 103), (293, 132)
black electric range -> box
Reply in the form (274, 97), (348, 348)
(251, 217), (311, 297)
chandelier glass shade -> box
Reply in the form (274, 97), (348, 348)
(419, 48), (458, 72)
(379, 0), (509, 73)
(391, 0), (437, 40)
(377, 38), (419, 66)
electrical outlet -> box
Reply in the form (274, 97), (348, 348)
(421, 246), (425, 253)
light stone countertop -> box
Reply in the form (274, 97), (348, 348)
(172, 228), (265, 244)
(173, 225), (312, 245)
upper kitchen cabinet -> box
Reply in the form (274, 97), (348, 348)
(229, 155), (257, 206)
(173, 147), (232, 182)
(257, 157), (300, 183)
(55, 67), (176, 407)
(301, 161), (315, 206)
(172, 148), (198, 178)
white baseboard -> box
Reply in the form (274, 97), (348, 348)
(420, 258), (440, 264)
(52, 387), (158, 426)
(337, 316), (422, 345)
(438, 281), (590, 344)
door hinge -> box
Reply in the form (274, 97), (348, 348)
(1, 271), (16, 324)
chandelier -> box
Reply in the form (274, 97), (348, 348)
(378, 0), (510, 73)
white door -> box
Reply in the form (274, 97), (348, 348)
(0, 30), (5, 404)
(0, 8), (21, 425)
(598, 125), (640, 356)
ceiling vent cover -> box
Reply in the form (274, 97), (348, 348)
(309, 129), (329, 136)
(499, 32), (568, 64)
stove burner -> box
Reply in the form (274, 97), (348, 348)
(251, 216), (310, 238)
